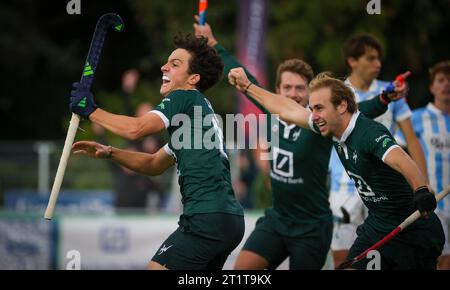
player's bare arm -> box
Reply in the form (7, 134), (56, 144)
(89, 109), (166, 141)
(72, 141), (174, 176)
(383, 146), (426, 189)
(228, 67), (311, 128)
(383, 146), (436, 217)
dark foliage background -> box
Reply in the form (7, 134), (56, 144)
(1, 0), (448, 140)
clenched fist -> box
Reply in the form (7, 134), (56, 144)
(228, 68), (252, 93)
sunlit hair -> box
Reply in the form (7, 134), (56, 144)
(309, 72), (357, 113)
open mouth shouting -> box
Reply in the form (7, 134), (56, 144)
(315, 119), (327, 133)
(162, 75), (171, 87)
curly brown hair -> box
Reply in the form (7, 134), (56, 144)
(173, 34), (224, 92)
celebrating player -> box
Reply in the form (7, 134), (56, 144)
(69, 34), (244, 270)
(195, 18), (408, 269)
(228, 68), (445, 269)
(329, 34), (428, 267)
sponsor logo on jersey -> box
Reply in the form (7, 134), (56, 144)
(292, 129), (301, 141)
(382, 138), (392, 148)
(273, 147), (293, 177)
(352, 151), (358, 163)
(430, 136), (450, 150)
(337, 143), (343, 154)
(375, 134), (389, 143)
(157, 98), (170, 110)
(347, 171), (375, 197)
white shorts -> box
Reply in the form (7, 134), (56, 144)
(329, 191), (367, 251)
(329, 191), (366, 225)
(437, 212), (450, 256)
(331, 223), (358, 251)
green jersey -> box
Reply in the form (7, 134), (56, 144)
(154, 89), (243, 216)
(215, 44), (387, 230)
(268, 125), (333, 227)
(331, 112), (426, 232)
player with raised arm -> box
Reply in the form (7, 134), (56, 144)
(194, 18), (406, 269)
(69, 34), (244, 270)
(329, 34), (428, 267)
(228, 69), (445, 269)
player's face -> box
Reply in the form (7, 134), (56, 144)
(276, 71), (309, 107)
(430, 72), (450, 103)
(309, 87), (342, 137)
(160, 48), (199, 96)
(350, 46), (381, 83)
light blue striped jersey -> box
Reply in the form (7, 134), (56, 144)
(411, 103), (450, 214)
(329, 79), (413, 198)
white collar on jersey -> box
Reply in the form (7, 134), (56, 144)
(333, 111), (361, 143)
(277, 117), (297, 129)
(427, 102), (447, 115)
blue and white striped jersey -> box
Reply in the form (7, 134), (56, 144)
(411, 103), (450, 214)
(329, 79), (413, 199)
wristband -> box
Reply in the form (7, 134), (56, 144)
(244, 83), (253, 95)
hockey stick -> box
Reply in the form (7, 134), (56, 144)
(384, 71), (411, 93)
(337, 185), (450, 269)
(198, 0), (208, 25)
(44, 13), (124, 220)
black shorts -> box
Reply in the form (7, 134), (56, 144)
(242, 215), (333, 269)
(347, 215), (444, 270)
(151, 213), (244, 270)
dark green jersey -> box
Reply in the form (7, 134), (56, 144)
(332, 112), (444, 249)
(268, 123), (333, 225)
(216, 44), (332, 226)
(216, 44), (387, 229)
(154, 89), (243, 216)
(332, 112), (419, 232)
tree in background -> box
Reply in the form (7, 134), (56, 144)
(0, 0), (448, 140)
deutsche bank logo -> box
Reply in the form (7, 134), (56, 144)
(99, 226), (130, 253)
(273, 147), (293, 177)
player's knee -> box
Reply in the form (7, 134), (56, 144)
(332, 250), (349, 269)
(437, 255), (450, 270)
(234, 250), (268, 270)
(147, 260), (168, 270)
